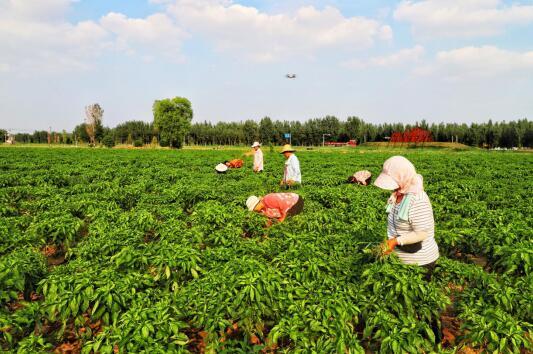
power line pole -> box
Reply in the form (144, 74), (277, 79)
(322, 133), (331, 147)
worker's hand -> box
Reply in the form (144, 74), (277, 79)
(286, 180), (294, 186)
(382, 238), (398, 256)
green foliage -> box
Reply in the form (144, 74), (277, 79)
(102, 134), (115, 148)
(151, 135), (158, 147)
(133, 139), (143, 147)
(153, 97), (193, 149)
(460, 308), (532, 353)
(0, 248), (46, 305)
(113, 120), (153, 145)
(359, 260), (449, 352)
(83, 295), (188, 353)
(0, 147), (531, 353)
(187, 117), (533, 148)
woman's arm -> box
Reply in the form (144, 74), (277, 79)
(384, 196), (433, 254)
(396, 230), (429, 245)
(398, 196), (433, 245)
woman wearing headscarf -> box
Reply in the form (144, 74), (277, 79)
(374, 156), (439, 278)
(347, 170), (372, 185)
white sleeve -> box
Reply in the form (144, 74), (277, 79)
(396, 230), (429, 245)
(289, 157), (301, 182)
(397, 197), (433, 245)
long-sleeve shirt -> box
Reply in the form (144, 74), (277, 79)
(253, 149), (263, 171)
(261, 193), (299, 220)
(387, 191), (439, 265)
(227, 159), (243, 168)
(283, 154), (301, 183)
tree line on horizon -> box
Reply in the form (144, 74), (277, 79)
(4, 116), (532, 149)
(2, 95), (532, 149)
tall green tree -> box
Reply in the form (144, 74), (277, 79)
(153, 97), (193, 148)
(73, 124), (90, 143)
(242, 120), (259, 145)
(114, 120), (154, 144)
(259, 117), (275, 144)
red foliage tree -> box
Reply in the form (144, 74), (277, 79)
(390, 127), (433, 143)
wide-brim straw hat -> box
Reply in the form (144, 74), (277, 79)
(280, 144), (296, 154)
(251, 141), (261, 148)
(215, 163), (228, 173)
(246, 195), (260, 211)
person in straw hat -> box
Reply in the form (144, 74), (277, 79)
(251, 141), (263, 172)
(280, 144), (301, 188)
(246, 193), (304, 224)
(374, 156), (439, 279)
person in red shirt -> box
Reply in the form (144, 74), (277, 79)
(246, 193), (304, 223)
(225, 159), (243, 168)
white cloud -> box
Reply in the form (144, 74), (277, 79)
(0, 0), (74, 21)
(100, 12), (188, 60)
(0, 0), (189, 73)
(165, 0), (392, 62)
(394, 0), (533, 38)
(0, 0), (108, 73)
(415, 46), (533, 79)
(343, 45), (424, 69)
(0, 16), (109, 73)
(0, 0), (394, 72)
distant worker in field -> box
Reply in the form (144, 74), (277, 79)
(246, 193), (303, 224)
(374, 156), (439, 279)
(215, 163), (228, 173)
(224, 159), (244, 168)
(347, 170), (372, 185)
(280, 144), (301, 188)
(251, 142), (263, 172)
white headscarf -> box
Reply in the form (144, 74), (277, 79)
(375, 156), (424, 195)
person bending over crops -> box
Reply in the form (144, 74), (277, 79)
(251, 142), (263, 172)
(246, 193), (303, 224)
(215, 163), (228, 173)
(280, 145), (301, 188)
(225, 159), (244, 168)
(347, 170), (372, 185)
(374, 156), (439, 278)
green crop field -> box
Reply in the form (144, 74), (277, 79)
(1, 147), (531, 353)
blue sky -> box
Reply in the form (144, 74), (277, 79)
(1, 0), (532, 132)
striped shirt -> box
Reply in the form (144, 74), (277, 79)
(387, 191), (439, 265)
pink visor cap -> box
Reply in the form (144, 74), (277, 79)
(374, 172), (399, 190)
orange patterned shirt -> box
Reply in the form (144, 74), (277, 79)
(261, 193), (299, 219)
(227, 159), (243, 168)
